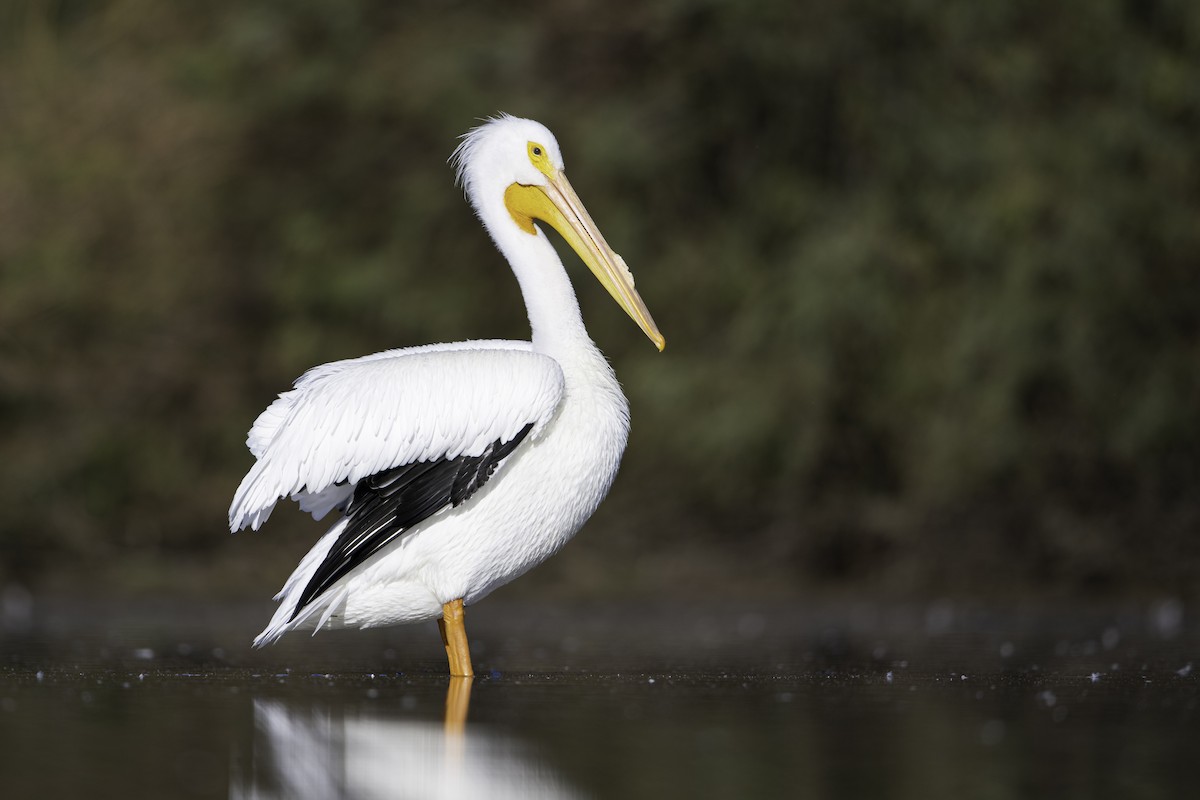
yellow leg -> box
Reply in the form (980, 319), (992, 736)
(440, 598), (474, 678)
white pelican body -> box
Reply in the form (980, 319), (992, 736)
(228, 115), (663, 674)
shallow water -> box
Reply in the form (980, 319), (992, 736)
(1, 596), (1196, 798)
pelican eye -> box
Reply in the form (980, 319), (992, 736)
(527, 141), (553, 175)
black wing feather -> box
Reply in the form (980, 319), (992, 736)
(290, 422), (534, 620)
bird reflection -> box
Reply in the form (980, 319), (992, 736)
(232, 679), (582, 800)
(444, 676), (472, 735)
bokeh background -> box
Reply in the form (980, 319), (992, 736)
(2, 0), (1198, 606)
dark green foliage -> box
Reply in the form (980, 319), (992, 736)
(1, 0), (1197, 597)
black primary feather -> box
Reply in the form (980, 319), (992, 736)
(290, 423), (534, 620)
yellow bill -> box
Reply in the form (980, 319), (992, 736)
(504, 170), (665, 351)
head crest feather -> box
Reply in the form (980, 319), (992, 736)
(449, 112), (516, 200)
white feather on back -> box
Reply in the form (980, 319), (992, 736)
(229, 340), (564, 532)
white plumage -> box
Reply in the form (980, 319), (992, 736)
(230, 343), (563, 531)
(228, 115), (663, 672)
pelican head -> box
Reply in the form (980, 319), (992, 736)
(452, 114), (665, 351)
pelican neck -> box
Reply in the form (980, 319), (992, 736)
(476, 195), (598, 363)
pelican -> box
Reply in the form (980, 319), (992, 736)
(228, 115), (663, 677)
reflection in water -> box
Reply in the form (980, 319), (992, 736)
(444, 676), (472, 735)
(232, 682), (583, 800)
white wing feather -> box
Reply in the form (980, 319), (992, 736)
(229, 340), (564, 532)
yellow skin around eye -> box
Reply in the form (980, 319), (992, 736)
(527, 141), (553, 177)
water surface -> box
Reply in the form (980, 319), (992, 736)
(2, 596), (1196, 798)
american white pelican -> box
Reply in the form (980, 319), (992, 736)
(228, 115), (663, 677)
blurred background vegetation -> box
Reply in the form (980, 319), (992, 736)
(1, 0), (1197, 604)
